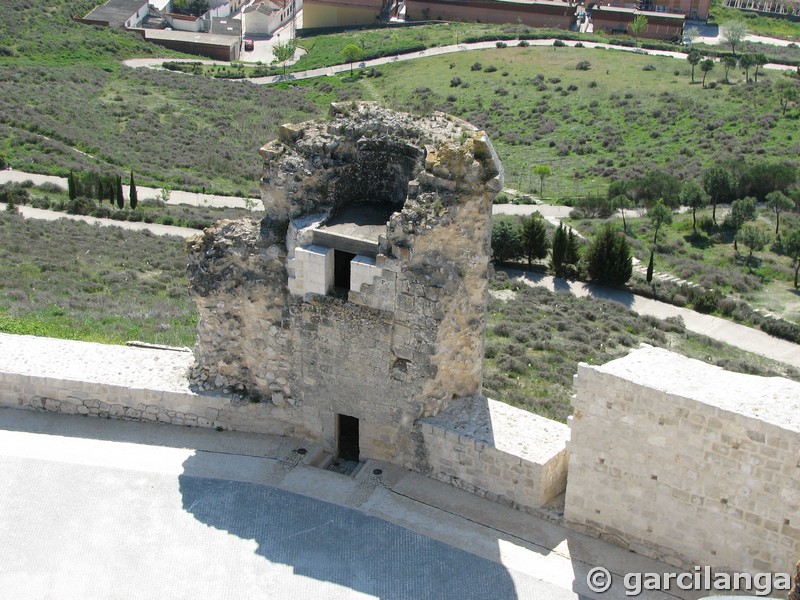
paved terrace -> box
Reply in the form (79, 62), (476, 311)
(0, 332), (703, 600)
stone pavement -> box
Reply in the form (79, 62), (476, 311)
(0, 406), (700, 600)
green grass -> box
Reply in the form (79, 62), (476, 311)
(0, 212), (198, 346)
(353, 46), (800, 198)
(485, 275), (800, 421)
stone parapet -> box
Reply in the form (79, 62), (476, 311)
(421, 395), (570, 510)
(565, 345), (800, 574)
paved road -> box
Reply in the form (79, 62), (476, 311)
(503, 268), (800, 369)
(0, 407), (698, 600)
(0, 169), (260, 210)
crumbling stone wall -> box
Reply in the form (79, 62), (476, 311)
(187, 103), (502, 466)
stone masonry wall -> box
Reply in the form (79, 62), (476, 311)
(0, 334), (314, 440)
(421, 396), (570, 511)
(565, 345), (800, 574)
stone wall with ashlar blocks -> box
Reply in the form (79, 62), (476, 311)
(421, 396), (570, 511)
(565, 345), (800, 575)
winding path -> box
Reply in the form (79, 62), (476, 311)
(123, 36), (799, 87)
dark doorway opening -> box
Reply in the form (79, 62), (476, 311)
(337, 414), (359, 461)
(333, 250), (356, 292)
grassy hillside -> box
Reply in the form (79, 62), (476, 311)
(0, 0), (322, 196)
(352, 46), (800, 198)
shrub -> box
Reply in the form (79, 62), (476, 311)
(484, 65), (498, 73)
(575, 42), (584, 48)
(492, 217), (523, 263)
(643, 64), (656, 71)
(66, 196), (95, 216)
(496, 41), (507, 48)
(471, 62), (482, 71)
(518, 40), (529, 47)
(585, 224), (632, 285)
(553, 39), (566, 47)
(450, 76), (462, 87)
(576, 60), (592, 71)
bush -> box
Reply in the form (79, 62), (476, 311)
(576, 60), (592, 71)
(496, 41), (507, 48)
(484, 65), (498, 73)
(66, 196), (95, 216)
(492, 217), (523, 263)
(643, 64), (656, 71)
(450, 76), (462, 87)
(575, 42), (584, 48)
(471, 62), (482, 71)
(518, 40), (529, 47)
(553, 39), (566, 47)
(585, 224), (632, 285)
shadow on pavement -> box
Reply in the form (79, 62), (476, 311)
(178, 461), (524, 599)
(585, 283), (635, 310)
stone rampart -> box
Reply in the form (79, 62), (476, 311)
(565, 345), (800, 574)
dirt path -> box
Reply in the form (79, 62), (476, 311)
(16, 205), (201, 238)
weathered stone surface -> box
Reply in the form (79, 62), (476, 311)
(187, 103), (502, 467)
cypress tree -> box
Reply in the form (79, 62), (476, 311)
(129, 171), (138, 210)
(646, 250), (655, 284)
(116, 175), (124, 209)
(68, 171), (77, 201)
(550, 223), (568, 277)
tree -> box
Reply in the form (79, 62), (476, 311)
(129, 171), (138, 210)
(566, 228), (580, 267)
(700, 58), (715, 88)
(703, 166), (736, 225)
(729, 196), (758, 251)
(721, 55), (737, 84)
(68, 170), (77, 201)
(784, 228), (800, 288)
(341, 44), (364, 75)
(752, 52), (768, 82)
(550, 222), (568, 277)
(272, 40), (296, 75)
(519, 213), (550, 266)
(680, 180), (709, 233)
(627, 169), (681, 208)
(611, 194), (633, 233)
(775, 79), (799, 116)
(533, 165), (551, 198)
(687, 49), (701, 84)
(722, 21), (748, 55)
(585, 224), (632, 285)
(736, 223), (770, 269)
(116, 174), (124, 209)
(646, 250), (655, 284)
(648, 199), (673, 245)
(766, 190), (793, 236)
(491, 217), (522, 263)
(628, 14), (648, 47)
(738, 53), (756, 83)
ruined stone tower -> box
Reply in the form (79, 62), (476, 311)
(187, 103), (502, 468)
